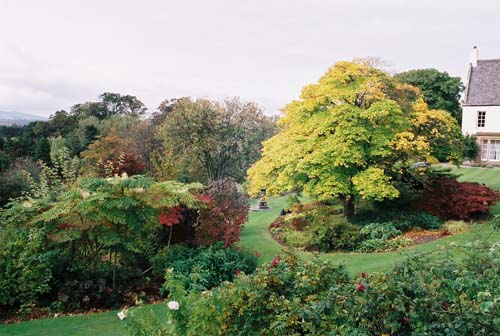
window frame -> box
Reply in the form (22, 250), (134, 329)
(481, 140), (489, 161)
(477, 111), (486, 128)
(489, 140), (500, 162)
(481, 139), (500, 162)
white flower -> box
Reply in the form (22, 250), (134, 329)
(167, 300), (180, 310)
(80, 191), (90, 199)
(121, 172), (129, 179)
(22, 201), (32, 208)
(117, 310), (127, 320)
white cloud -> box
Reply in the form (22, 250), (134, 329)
(0, 0), (499, 116)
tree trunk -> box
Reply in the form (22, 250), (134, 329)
(341, 195), (355, 218)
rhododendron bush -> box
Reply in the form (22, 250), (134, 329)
(418, 177), (499, 219)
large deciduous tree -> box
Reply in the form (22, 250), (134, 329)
(71, 92), (146, 119)
(156, 97), (275, 183)
(248, 61), (438, 217)
(411, 99), (463, 163)
(395, 69), (463, 123)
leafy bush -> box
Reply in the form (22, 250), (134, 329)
(0, 176), (202, 311)
(357, 223), (411, 252)
(152, 243), (257, 292)
(195, 178), (249, 247)
(289, 214), (308, 231)
(418, 177), (500, 219)
(55, 278), (114, 311)
(443, 220), (473, 234)
(80, 133), (146, 177)
(0, 227), (53, 306)
(462, 134), (479, 161)
(360, 222), (401, 240)
(0, 167), (30, 206)
(281, 230), (309, 247)
(127, 243), (500, 335)
(306, 215), (361, 252)
(357, 236), (413, 253)
(354, 209), (442, 231)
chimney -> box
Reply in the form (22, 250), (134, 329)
(470, 46), (478, 67)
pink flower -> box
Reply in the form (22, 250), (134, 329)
(271, 255), (280, 267)
(357, 282), (366, 292)
(361, 272), (367, 278)
(235, 269), (241, 276)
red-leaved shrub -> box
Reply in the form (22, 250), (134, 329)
(158, 206), (184, 227)
(195, 178), (249, 247)
(418, 177), (499, 220)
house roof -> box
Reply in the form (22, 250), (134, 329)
(464, 59), (500, 106)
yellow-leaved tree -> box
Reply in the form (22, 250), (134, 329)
(248, 61), (461, 217)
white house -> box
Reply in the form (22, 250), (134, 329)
(462, 47), (500, 164)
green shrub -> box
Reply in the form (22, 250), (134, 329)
(127, 243), (500, 335)
(360, 222), (401, 240)
(306, 215), (361, 252)
(356, 238), (387, 253)
(358, 236), (413, 253)
(385, 236), (413, 250)
(152, 243), (258, 293)
(281, 230), (309, 247)
(443, 220), (473, 234)
(0, 227), (54, 306)
(354, 210), (442, 231)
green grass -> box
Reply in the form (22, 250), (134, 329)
(238, 166), (500, 274)
(238, 197), (287, 262)
(0, 306), (161, 336)
(2, 166), (499, 335)
(240, 196), (500, 275)
(453, 166), (500, 189)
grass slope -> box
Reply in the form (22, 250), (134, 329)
(241, 197), (500, 275)
(2, 167), (499, 335)
(0, 305), (167, 336)
(454, 166), (500, 189)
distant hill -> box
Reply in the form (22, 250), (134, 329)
(0, 110), (47, 126)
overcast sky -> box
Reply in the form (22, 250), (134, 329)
(0, 0), (499, 117)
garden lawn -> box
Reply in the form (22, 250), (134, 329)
(239, 166), (500, 274)
(240, 197), (500, 275)
(0, 304), (167, 336)
(453, 166), (500, 189)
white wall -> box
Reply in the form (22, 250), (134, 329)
(462, 105), (500, 135)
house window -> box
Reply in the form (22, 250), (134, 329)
(481, 139), (500, 161)
(489, 140), (500, 161)
(477, 111), (486, 127)
(481, 140), (489, 161)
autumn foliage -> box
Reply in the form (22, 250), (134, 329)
(418, 177), (499, 219)
(195, 178), (249, 247)
(158, 206), (184, 227)
(81, 133), (146, 176)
